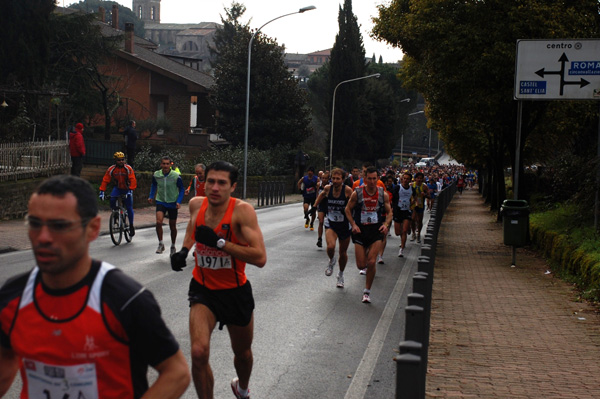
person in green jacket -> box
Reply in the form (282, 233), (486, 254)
(148, 156), (185, 255)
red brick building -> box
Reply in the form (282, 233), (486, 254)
(97, 5), (215, 147)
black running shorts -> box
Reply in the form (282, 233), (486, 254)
(351, 223), (384, 248)
(188, 279), (255, 330)
(156, 203), (178, 220)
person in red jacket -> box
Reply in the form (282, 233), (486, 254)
(69, 123), (86, 176)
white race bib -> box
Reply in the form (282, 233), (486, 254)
(360, 210), (378, 225)
(398, 197), (410, 210)
(327, 210), (344, 222)
(196, 247), (232, 269)
(24, 358), (99, 399)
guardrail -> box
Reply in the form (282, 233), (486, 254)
(0, 140), (70, 182)
(396, 181), (456, 398)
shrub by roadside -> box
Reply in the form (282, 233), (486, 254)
(529, 203), (600, 302)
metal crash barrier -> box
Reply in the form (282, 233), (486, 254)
(396, 181), (456, 398)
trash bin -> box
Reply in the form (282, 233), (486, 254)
(501, 199), (529, 246)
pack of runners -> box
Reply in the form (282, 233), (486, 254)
(300, 161), (469, 304)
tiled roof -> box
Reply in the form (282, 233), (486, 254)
(285, 54), (308, 62)
(54, 7), (214, 91)
(308, 49), (332, 56)
(118, 44), (214, 91)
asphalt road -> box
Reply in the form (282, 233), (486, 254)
(1, 202), (429, 399)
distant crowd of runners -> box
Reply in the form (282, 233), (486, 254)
(298, 160), (475, 303)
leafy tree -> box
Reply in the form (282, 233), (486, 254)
(0, 1), (124, 141)
(0, 0), (55, 89)
(328, 0), (367, 162)
(373, 0), (600, 212)
(210, 3), (312, 149)
(308, 0), (416, 165)
(47, 11), (122, 129)
(209, 2), (248, 67)
(364, 62), (415, 159)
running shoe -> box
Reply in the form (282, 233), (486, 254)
(304, 222), (309, 228)
(359, 268), (367, 275)
(129, 225), (135, 237)
(310, 223), (314, 231)
(398, 248), (404, 257)
(316, 237), (323, 247)
(362, 293), (371, 303)
(231, 377), (250, 399)
(410, 233), (416, 241)
(336, 273), (344, 288)
(416, 236), (421, 244)
(156, 243), (165, 254)
(377, 254), (384, 264)
(170, 245), (176, 256)
(326, 256), (336, 276)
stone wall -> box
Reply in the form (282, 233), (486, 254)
(0, 178), (52, 220)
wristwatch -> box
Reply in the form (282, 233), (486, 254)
(217, 238), (226, 249)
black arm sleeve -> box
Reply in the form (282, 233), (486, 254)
(102, 269), (180, 367)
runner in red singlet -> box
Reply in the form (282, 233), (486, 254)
(345, 167), (393, 304)
(0, 175), (190, 399)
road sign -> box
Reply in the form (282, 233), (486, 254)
(514, 39), (600, 100)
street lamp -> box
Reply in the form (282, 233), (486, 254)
(329, 73), (381, 172)
(242, 5), (316, 199)
(400, 110), (425, 167)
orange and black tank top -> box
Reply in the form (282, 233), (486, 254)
(193, 198), (248, 290)
(9, 264), (132, 398)
(0, 261), (180, 399)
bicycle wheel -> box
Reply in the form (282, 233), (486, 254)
(109, 210), (122, 245)
(123, 210), (132, 243)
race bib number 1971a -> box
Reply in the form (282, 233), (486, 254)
(196, 246), (232, 269)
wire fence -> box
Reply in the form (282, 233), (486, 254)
(0, 140), (70, 182)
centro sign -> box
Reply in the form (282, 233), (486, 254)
(514, 39), (600, 100)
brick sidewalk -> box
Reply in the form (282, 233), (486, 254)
(426, 189), (600, 398)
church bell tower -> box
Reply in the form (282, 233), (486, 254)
(132, 0), (160, 23)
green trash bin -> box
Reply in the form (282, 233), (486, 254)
(501, 199), (529, 246)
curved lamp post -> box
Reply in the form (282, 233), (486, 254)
(329, 73), (381, 172)
(243, 5), (316, 199)
(400, 110), (425, 167)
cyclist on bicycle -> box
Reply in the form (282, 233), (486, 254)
(99, 152), (137, 236)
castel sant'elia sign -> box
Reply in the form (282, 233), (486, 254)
(514, 39), (600, 100)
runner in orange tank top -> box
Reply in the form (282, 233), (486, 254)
(171, 161), (266, 399)
(0, 175), (190, 399)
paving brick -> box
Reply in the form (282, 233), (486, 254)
(426, 189), (600, 398)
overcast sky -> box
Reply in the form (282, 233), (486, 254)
(62, 0), (405, 63)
